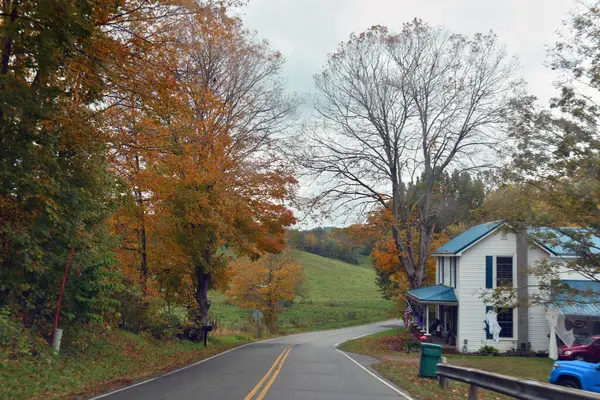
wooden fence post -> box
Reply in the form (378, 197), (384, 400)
(439, 357), (448, 389)
(469, 385), (479, 400)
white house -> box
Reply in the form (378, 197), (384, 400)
(406, 221), (600, 354)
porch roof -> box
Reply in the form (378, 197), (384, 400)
(407, 284), (458, 304)
(551, 280), (600, 318)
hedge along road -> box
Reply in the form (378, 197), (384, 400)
(89, 319), (413, 400)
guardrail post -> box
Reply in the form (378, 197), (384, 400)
(469, 385), (479, 400)
(439, 357), (448, 389)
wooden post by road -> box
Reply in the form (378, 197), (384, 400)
(439, 357), (448, 389)
(469, 385), (479, 400)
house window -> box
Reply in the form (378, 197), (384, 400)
(453, 257), (457, 288)
(497, 308), (514, 338)
(441, 258), (445, 284)
(496, 257), (513, 287)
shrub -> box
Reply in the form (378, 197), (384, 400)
(281, 299), (294, 308)
(0, 307), (48, 359)
(345, 311), (358, 320)
(114, 289), (152, 333)
(536, 349), (549, 358)
(478, 345), (499, 356)
(149, 314), (182, 340)
(287, 316), (309, 328)
(382, 333), (422, 353)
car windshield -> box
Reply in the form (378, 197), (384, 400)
(574, 336), (596, 345)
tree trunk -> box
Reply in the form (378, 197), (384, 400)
(195, 267), (211, 325)
(133, 156), (148, 284)
(0, 0), (17, 79)
(0, 0), (17, 121)
(139, 222), (148, 279)
(263, 308), (277, 332)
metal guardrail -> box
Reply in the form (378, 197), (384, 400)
(437, 363), (600, 400)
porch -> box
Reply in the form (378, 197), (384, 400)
(406, 285), (459, 350)
(550, 280), (600, 338)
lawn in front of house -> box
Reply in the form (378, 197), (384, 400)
(338, 328), (554, 400)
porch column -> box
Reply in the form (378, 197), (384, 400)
(426, 304), (430, 335)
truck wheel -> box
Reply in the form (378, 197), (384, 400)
(559, 377), (581, 389)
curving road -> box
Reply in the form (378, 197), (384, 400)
(90, 320), (412, 400)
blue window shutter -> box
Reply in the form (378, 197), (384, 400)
(485, 256), (493, 288)
(485, 306), (493, 339)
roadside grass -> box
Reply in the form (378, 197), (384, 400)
(374, 361), (511, 400)
(339, 328), (554, 400)
(0, 328), (250, 400)
(337, 327), (406, 354)
(210, 250), (394, 333)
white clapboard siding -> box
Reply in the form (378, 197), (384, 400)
(456, 230), (517, 353)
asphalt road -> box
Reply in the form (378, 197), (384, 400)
(91, 319), (411, 400)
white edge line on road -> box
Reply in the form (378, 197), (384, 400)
(332, 330), (378, 348)
(88, 332), (306, 400)
(333, 327), (414, 400)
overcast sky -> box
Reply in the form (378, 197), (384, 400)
(238, 0), (579, 228)
(240, 0), (577, 104)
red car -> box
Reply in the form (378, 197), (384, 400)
(559, 336), (600, 362)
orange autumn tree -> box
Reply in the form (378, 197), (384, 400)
(157, 11), (298, 325)
(105, 4), (298, 324)
(227, 251), (305, 330)
(103, 1), (215, 301)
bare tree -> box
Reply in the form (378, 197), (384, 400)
(176, 14), (299, 165)
(299, 20), (522, 289)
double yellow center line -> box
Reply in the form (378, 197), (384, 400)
(244, 344), (294, 400)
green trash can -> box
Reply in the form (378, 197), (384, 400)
(419, 342), (443, 378)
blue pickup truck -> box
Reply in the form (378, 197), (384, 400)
(549, 360), (600, 392)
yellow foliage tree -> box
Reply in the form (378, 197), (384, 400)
(227, 251), (305, 330)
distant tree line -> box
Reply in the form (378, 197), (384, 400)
(286, 227), (369, 265)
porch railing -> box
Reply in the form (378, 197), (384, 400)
(437, 363), (600, 400)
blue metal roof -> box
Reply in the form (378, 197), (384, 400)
(407, 285), (458, 304)
(528, 227), (600, 256)
(433, 221), (502, 255)
(551, 280), (600, 317)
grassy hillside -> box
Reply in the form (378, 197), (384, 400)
(211, 250), (394, 333)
